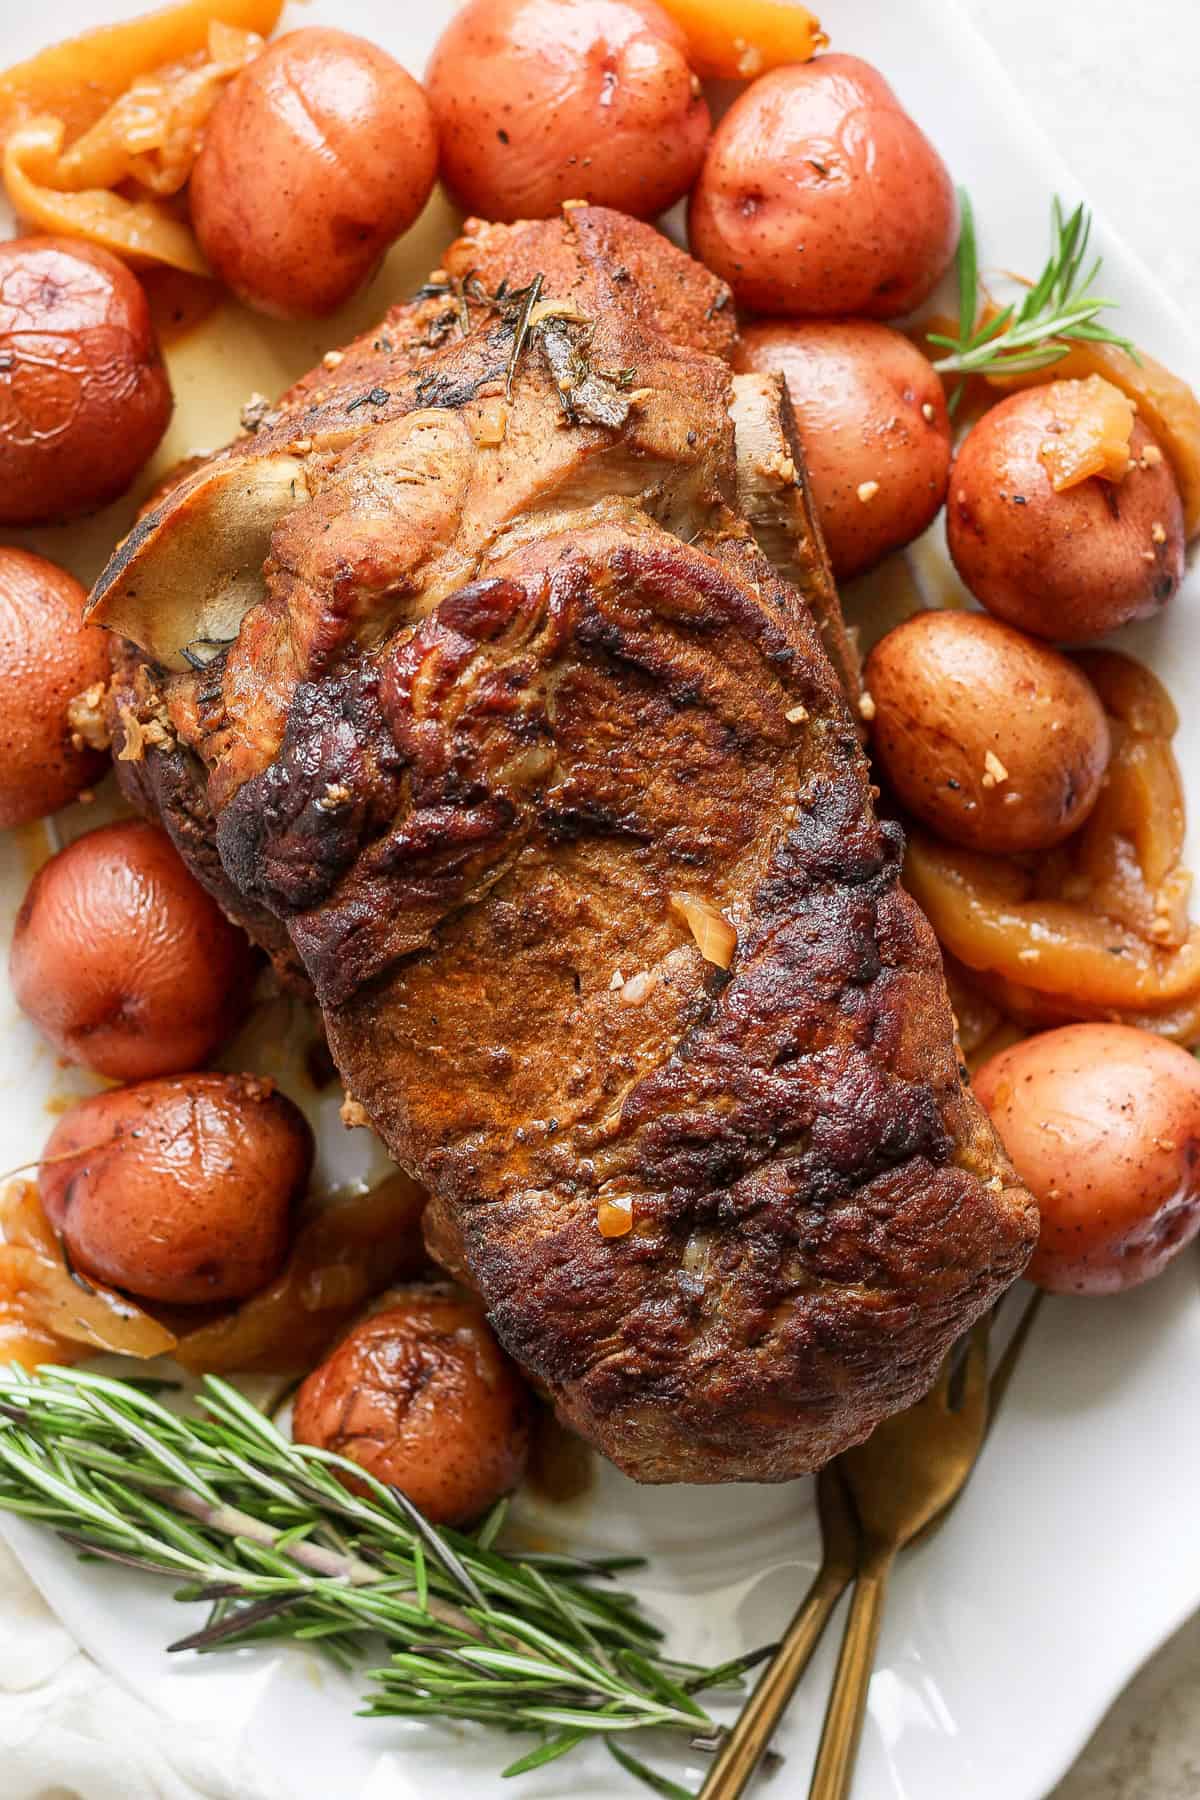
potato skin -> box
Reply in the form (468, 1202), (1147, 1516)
(734, 320), (951, 579)
(293, 1288), (531, 1524)
(865, 611), (1110, 854)
(39, 1073), (312, 1304)
(9, 818), (255, 1081)
(191, 28), (437, 318)
(0, 237), (171, 525)
(0, 549), (111, 826)
(947, 388), (1185, 640)
(974, 1025), (1200, 1294)
(425, 0), (709, 222)
(688, 55), (956, 317)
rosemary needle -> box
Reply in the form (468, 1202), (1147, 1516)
(929, 190), (1138, 412)
(0, 1364), (744, 1795)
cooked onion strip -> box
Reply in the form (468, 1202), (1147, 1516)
(669, 892), (737, 969)
(56, 22), (263, 197)
(909, 652), (1200, 1045)
(907, 834), (1200, 1010)
(0, 10), (273, 274)
(174, 1174), (428, 1374)
(1036, 374), (1135, 492)
(4, 116), (208, 273)
(0, 0), (282, 145)
(0, 1182), (177, 1363)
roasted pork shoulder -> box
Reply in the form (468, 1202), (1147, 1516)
(93, 207), (1036, 1482)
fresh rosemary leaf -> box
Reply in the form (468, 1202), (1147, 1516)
(680, 1642), (777, 1694)
(931, 192), (1138, 410)
(953, 186), (978, 350)
(606, 1738), (697, 1798)
(616, 1648), (710, 1721)
(0, 1364), (738, 1792)
(502, 1730), (590, 1777)
(520, 1707), (656, 1733)
(520, 1561), (604, 1654)
(475, 1497), (508, 1552)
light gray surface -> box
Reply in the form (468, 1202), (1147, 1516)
(961, 9), (1200, 1795)
(0, 5), (1196, 1798)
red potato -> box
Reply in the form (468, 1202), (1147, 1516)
(39, 1073), (313, 1304)
(0, 548), (111, 826)
(865, 611), (1111, 854)
(734, 319), (951, 579)
(294, 1287), (532, 1524)
(190, 28), (437, 318)
(688, 55), (957, 318)
(425, 0), (709, 222)
(0, 237), (171, 526)
(947, 384), (1185, 640)
(974, 1024), (1200, 1294)
(9, 818), (254, 1081)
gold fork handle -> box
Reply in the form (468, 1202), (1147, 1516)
(807, 1544), (897, 1800)
(699, 1561), (854, 1800)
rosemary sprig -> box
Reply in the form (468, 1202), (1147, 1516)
(0, 1365), (740, 1793)
(929, 191), (1138, 411)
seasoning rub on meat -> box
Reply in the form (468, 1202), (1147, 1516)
(91, 206), (1037, 1483)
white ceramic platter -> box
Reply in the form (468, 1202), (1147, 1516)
(2, 2), (1199, 1797)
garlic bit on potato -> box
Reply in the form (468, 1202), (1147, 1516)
(866, 611), (1111, 855)
(735, 319), (952, 580)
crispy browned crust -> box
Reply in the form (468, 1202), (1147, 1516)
(94, 208), (1036, 1481)
(216, 520), (1035, 1481)
(105, 637), (307, 985)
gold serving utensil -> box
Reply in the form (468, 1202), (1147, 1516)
(806, 1314), (992, 1800)
(697, 1459), (860, 1798)
(700, 1287), (1044, 1800)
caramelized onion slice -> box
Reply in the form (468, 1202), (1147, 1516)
(1073, 648), (1178, 739)
(1036, 375), (1135, 492)
(0, 0), (283, 146)
(0, 1183), (177, 1360)
(175, 1174), (429, 1375)
(905, 831), (1200, 1013)
(4, 116), (208, 274)
(0, 1316), (87, 1371)
(57, 22), (262, 198)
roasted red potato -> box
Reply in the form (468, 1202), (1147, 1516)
(9, 818), (254, 1080)
(425, 0), (710, 222)
(865, 611), (1111, 854)
(191, 27), (437, 317)
(0, 548), (111, 825)
(974, 1024), (1200, 1294)
(734, 319), (951, 579)
(947, 382), (1185, 640)
(38, 1073), (313, 1305)
(688, 55), (957, 317)
(294, 1286), (532, 1523)
(0, 236), (171, 525)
